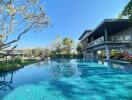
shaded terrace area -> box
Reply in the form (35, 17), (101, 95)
(86, 19), (132, 48)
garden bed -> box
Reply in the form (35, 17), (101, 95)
(0, 59), (39, 73)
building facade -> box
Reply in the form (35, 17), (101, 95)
(79, 19), (132, 60)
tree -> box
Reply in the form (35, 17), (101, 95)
(122, 0), (132, 21)
(32, 48), (42, 57)
(41, 48), (51, 58)
(0, 0), (49, 51)
(117, 14), (123, 19)
(52, 35), (63, 55)
(76, 43), (82, 54)
(24, 49), (33, 58)
(76, 43), (83, 58)
(63, 38), (73, 55)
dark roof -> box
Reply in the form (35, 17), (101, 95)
(79, 30), (93, 40)
(79, 19), (132, 40)
(89, 19), (132, 38)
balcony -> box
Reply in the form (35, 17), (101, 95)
(86, 35), (132, 49)
(86, 36), (104, 48)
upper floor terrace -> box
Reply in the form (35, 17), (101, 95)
(79, 19), (132, 49)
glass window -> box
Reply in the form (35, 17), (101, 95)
(115, 36), (120, 41)
(124, 35), (131, 41)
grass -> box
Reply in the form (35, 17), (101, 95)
(0, 59), (39, 72)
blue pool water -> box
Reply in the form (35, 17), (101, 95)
(0, 59), (132, 100)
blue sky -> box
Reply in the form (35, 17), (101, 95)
(17, 0), (129, 48)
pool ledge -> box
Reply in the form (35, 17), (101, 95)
(108, 59), (132, 64)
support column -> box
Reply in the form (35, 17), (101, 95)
(104, 28), (108, 41)
(91, 50), (94, 59)
(106, 46), (110, 60)
(83, 51), (86, 59)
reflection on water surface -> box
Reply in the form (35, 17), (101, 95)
(0, 59), (132, 100)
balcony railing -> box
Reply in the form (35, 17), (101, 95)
(86, 36), (104, 48)
(85, 36), (131, 48)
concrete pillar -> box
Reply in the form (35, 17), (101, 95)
(83, 51), (86, 59)
(104, 28), (108, 41)
(106, 46), (110, 60)
(91, 50), (94, 59)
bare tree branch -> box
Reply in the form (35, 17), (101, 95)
(0, 0), (49, 52)
(4, 23), (34, 47)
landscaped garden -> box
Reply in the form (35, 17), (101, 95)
(0, 59), (38, 72)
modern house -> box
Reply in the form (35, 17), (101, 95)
(79, 19), (132, 60)
(0, 49), (24, 61)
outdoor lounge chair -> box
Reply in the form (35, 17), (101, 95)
(122, 51), (131, 61)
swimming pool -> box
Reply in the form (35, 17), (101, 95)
(0, 59), (132, 100)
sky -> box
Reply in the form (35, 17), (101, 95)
(16, 0), (129, 48)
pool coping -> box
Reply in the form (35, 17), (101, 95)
(108, 59), (132, 65)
